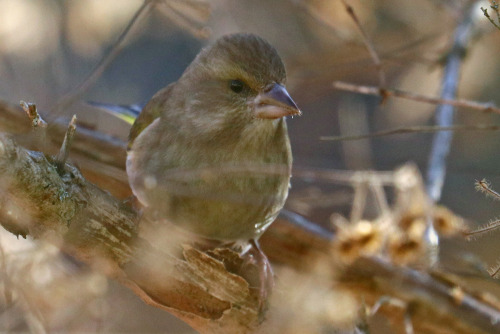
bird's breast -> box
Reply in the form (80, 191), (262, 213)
(129, 116), (292, 241)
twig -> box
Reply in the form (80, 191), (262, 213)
(481, 1), (500, 30)
(55, 115), (77, 171)
(0, 100), (130, 199)
(52, 0), (212, 116)
(341, 256), (500, 334)
(489, 264), (500, 278)
(320, 124), (500, 141)
(426, 2), (476, 203)
(158, 0), (211, 38)
(333, 81), (500, 115)
(466, 180), (500, 239)
(465, 219), (500, 238)
(340, 0), (386, 88)
(20, 101), (47, 128)
(292, 167), (397, 186)
(475, 179), (500, 201)
(422, 2), (477, 269)
(52, 1), (154, 116)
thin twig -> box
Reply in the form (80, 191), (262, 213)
(465, 219), (500, 237)
(340, 0), (386, 87)
(333, 81), (500, 115)
(55, 115), (77, 171)
(292, 167), (398, 186)
(475, 179), (500, 200)
(320, 124), (500, 141)
(489, 264), (500, 278)
(481, 1), (500, 30)
(426, 2), (477, 203)
(52, 1), (154, 116)
(467, 180), (500, 238)
(158, 0), (211, 38)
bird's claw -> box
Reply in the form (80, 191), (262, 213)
(244, 239), (274, 315)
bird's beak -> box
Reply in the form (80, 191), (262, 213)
(253, 83), (302, 119)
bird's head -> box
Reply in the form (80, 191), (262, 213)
(171, 33), (301, 139)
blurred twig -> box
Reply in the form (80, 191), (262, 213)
(320, 124), (500, 141)
(157, 0), (211, 38)
(333, 81), (500, 115)
(55, 115), (77, 171)
(426, 1), (476, 202)
(340, 0), (386, 88)
(52, 0), (211, 117)
(52, 1), (154, 116)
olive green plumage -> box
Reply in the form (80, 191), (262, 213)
(127, 33), (300, 241)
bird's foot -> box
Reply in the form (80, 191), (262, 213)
(242, 239), (274, 315)
(201, 239), (274, 316)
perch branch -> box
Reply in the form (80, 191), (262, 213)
(0, 133), (262, 333)
(1, 99), (500, 332)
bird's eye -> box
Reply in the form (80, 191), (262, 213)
(229, 79), (245, 93)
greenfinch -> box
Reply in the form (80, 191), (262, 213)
(127, 33), (301, 246)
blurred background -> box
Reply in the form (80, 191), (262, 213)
(1, 0), (500, 332)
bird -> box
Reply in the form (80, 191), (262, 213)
(126, 33), (301, 305)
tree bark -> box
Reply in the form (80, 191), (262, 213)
(1, 100), (500, 333)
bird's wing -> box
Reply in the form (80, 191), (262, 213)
(128, 83), (174, 150)
(87, 101), (143, 125)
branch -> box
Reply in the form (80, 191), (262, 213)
(51, 0), (212, 116)
(340, 257), (500, 334)
(340, 0), (386, 87)
(1, 100), (500, 333)
(0, 133), (262, 333)
(333, 81), (500, 115)
(426, 1), (477, 203)
(52, 1), (154, 116)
